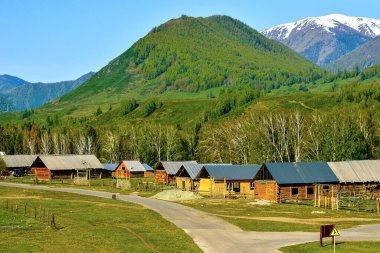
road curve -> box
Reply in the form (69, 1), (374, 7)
(1, 182), (379, 253)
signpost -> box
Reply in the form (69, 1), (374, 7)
(320, 224), (335, 246)
(330, 228), (340, 253)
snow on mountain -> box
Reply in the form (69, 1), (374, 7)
(263, 14), (380, 40)
(262, 14), (380, 66)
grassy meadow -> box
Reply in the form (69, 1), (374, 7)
(0, 186), (201, 253)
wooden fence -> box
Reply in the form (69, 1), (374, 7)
(3, 200), (59, 229)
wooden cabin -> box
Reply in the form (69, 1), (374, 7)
(31, 155), (104, 181)
(176, 163), (232, 191)
(197, 165), (260, 197)
(254, 162), (339, 202)
(142, 164), (154, 177)
(1, 155), (37, 175)
(328, 160), (380, 192)
(102, 163), (118, 178)
(176, 164), (203, 191)
(114, 161), (150, 178)
(155, 161), (197, 184)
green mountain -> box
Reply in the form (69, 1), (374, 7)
(327, 36), (380, 72)
(1, 72), (94, 111)
(49, 15), (323, 115)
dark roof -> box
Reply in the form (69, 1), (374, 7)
(263, 162), (339, 184)
(102, 163), (118, 171)
(142, 164), (154, 171)
(199, 165), (260, 180)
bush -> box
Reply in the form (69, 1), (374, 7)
(122, 99), (138, 115)
(141, 99), (162, 117)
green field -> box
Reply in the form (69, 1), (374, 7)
(0, 186), (201, 253)
(181, 199), (380, 232)
(281, 241), (380, 253)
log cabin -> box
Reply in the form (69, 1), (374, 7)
(114, 161), (149, 178)
(31, 155), (104, 181)
(155, 161), (197, 184)
(197, 165), (260, 197)
(254, 162), (339, 202)
(142, 164), (154, 177)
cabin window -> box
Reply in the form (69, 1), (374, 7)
(233, 182), (240, 192)
(307, 187), (314, 195)
(291, 187), (298, 195)
(323, 185), (329, 190)
(227, 182), (233, 191)
(122, 167), (125, 170)
(250, 182), (255, 190)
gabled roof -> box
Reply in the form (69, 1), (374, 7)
(327, 160), (380, 183)
(177, 163), (232, 179)
(2, 155), (38, 168)
(262, 162), (339, 184)
(177, 164), (203, 179)
(34, 155), (104, 170)
(198, 165), (261, 180)
(157, 161), (197, 175)
(121, 161), (146, 172)
(142, 164), (154, 171)
(102, 163), (119, 171)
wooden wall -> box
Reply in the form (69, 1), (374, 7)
(114, 162), (131, 179)
(155, 170), (168, 183)
(144, 171), (154, 178)
(33, 168), (50, 180)
(176, 177), (192, 191)
(254, 181), (278, 202)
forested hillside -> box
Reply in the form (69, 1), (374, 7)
(41, 15), (323, 117)
(0, 16), (379, 165)
(1, 66), (379, 165)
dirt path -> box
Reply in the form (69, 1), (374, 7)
(215, 214), (380, 225)
(1, 182), (380, 253)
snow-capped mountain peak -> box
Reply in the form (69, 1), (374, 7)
(262, 14), (380, 66)
(263, 14), (380, 40)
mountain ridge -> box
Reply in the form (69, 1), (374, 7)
(0, 72), (94, 111)
(327, 36), (380, 72)
(262, 14), (380, 66)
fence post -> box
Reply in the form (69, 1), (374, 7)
(34, 207), (37, 219)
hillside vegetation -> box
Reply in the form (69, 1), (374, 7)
(0, 16), (379, 165)
(40, 15), (323, 117)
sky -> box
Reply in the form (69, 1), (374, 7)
(1, 0), (380, 82)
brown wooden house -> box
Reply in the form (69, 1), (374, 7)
(31, 155), (104, 180)
(254, 162), (339, 202)
(155, 161), (197, 184)
(114, 160), (152, 178)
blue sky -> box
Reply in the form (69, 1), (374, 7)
(1, 0), (379, 82)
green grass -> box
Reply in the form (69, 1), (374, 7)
(1, 176), (169, 195)
(181, 199), (380, 232)
(0, 186), (201, 253)
(281, 241), (380, 253)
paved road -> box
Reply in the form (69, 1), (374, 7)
(1, 182), (379, 253)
